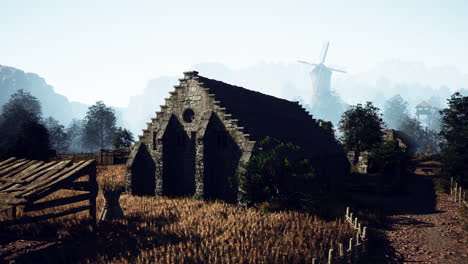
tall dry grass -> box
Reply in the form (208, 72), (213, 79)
(1, 165), (354, 264)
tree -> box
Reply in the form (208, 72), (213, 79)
(82, 101), (117, 152)
(1, 89), (42, 121)
(44, 117), (70, 154)
(11, 121), (53, 160)
(398, 116), (424, 153)
(439, 92), (468, 186)
(113, 127), (134, 148)
(383, 94), (409, 129)
(338, 102), (386, 153)
(317, 119), (336, 141)
(67, 119), (85, 153)
(0, 90), (53, 160)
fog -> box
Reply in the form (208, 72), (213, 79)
(123, 60), (467, 136)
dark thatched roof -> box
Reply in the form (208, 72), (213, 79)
(197, 75), (343, 157)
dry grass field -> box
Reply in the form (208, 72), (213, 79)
(0, 165), (354, 264)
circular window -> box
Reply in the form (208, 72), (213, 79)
(183, 109), (195, 123)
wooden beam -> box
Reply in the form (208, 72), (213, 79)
(0, 160), (30, 177)
(23, 192), (95, 212)
(0, 160), (40, 178)
(88, 165), (97, 231)
(11, 161), (75, 195)
(23, 160), (96, 202)
(0, 161), (68, 192)
(0, 158), (16, 167)
(0, 159), (24, 171)
(0, 205), (91, 226)
(1, 160), (43, 179)
(64, 181), (93, 191)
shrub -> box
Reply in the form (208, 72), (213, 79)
(238, 137), (317, 207)
(368, 140), (413, 189)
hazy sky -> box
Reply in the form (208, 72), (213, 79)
(1, 0), (467, 106)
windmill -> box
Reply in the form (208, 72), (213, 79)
(298, 41), (346, 107)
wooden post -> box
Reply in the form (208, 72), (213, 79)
(450, 177), (453, 196)
(346, 207), (349, 218)
(10, 206), (17, 219)
(348, 238), (353, 251)
(88, 165), (97, 231)
(339, 243), (344, 256)
(459, 187), (463, 204)
(328, 248), (333, 264)
(362, 226), (367, 240)
(312, 258), (317, 264)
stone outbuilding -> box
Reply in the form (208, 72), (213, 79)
(126, 71), (349, 202)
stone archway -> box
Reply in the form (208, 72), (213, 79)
(162, 115), (196, 196)
(202, 113), (242, 202)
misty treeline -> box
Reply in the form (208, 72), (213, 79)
(382, 94), (441, 153)
(0, 90), (134, 160)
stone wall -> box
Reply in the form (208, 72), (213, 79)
(126, 71), (255, 200)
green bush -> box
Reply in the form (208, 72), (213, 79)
(238, 137), (318, 207)
(368, 140), (413, 189)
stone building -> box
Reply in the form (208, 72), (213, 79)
(126, 71), (349, 201)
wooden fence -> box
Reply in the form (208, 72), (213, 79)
(0, 157), (97, 229)
(312, 207), (367, 264)
(55, 148), (131, 166)
(450, 177), (467, 207)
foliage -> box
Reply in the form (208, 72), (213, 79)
(338, 102), (386, 153)
(1, 89), (42, 121)
(44, 117), (70, 154)
(113, 127), (134, 148)
(239, 137), (317, 206)
(82, 101), (117, 152)
(439, 92), (468, 186)
(383, 94), (409, 129)
(368, 140), (413, 188)
(10, 121), (54, 160)
(0, 90), (54, 160)
(398, 115), (441, 154)
(317, 119), (336, 141)
(67, 119), (85, 153)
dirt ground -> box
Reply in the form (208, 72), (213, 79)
(380, 162), (468, 264)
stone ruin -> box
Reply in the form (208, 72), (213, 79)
(126, 71), (349, 202)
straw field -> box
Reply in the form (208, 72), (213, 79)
(0, 165), (354, 264)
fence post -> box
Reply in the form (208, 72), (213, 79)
(450, 177), (453, 196)
(339, 243), (344, 257)
(362, 226), (367, 240)
(348, 238), (353, 251)
(459, 187), (463, 204)
(328, 248), (333, 264)
(312, 258), (317, 264)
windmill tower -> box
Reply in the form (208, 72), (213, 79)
(298, 41), (346, 107)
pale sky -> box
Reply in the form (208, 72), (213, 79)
(1, 0), (467, 107)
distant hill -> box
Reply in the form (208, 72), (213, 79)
(0, 65), (90, 125)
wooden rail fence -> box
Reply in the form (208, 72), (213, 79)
(312, 207), (368, 264)
(450, 177), (467, 207)
(0, 157), (97, 229)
